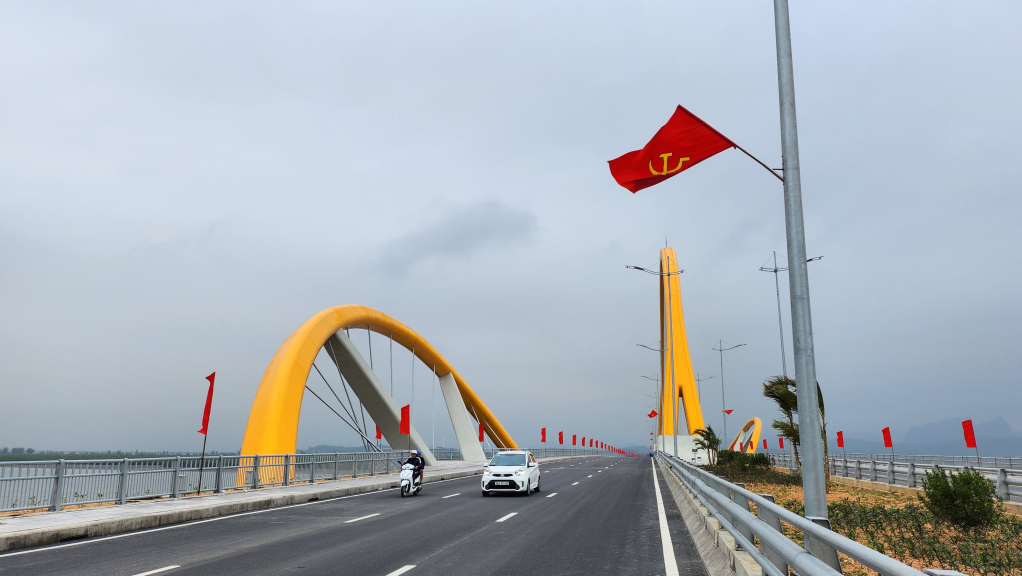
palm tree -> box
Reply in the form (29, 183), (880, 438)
(693, 426), (722, 465)
(763, 376), (831, 486)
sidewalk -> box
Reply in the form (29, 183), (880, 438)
(0, 455), (588, 552)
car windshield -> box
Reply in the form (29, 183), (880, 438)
(489, 453), (527, 467)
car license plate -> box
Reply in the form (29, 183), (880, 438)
(495, 481), (509, 485)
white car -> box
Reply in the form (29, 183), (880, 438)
(481, 451), (540, 496)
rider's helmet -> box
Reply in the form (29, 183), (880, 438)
(411, 450), (421, 455)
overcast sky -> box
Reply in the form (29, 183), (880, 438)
(1, 2), (1019, 453)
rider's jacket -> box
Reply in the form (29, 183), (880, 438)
(404, 456), (424, 470)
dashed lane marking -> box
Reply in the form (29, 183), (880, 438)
(495, 512), (518, 523)
(571, 482), (579, 485)
(588, 475), (593, 478)
(384, 566), (416, 576)
(442, 493), (461, 499)
(651, 459), (680, 576)
(345, 513), (381, 523)
(132, 567), (180, 576)
(546, 493), (558, 498)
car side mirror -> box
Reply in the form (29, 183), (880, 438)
(528, 462), (536, 467)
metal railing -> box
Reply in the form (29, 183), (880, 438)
(0, 447), (610, 514)
(768, 453), (1022, 504)
(658, 451), (931, 576)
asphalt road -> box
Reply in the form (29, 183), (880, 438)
(0, 457), (707, 576)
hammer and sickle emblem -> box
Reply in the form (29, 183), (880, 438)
(649, 153), (690, 176)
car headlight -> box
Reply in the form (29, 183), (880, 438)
(514, 468), (526, 476)
(483, 467), (491, 475)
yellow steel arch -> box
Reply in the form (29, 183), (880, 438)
(660, 248), (705, 436)
(240, 305), (516, 455)
(727, 417), (763, 453)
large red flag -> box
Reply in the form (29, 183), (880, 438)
(608, 105), (735, 193)
(400, 404), (410, 435)
(836, 431), (844, 448)
(882, 427), (893, 449)
(763, 439), (768, 450)
(559, 431), (564, 445)
(582, 436), (586, 447)
(479, 422), (485, 442)
(962, 420), (977, 449)
(541, 427), (546, 443)
(589, 438), (593, 448)
(778, 437), (784, 449)
(198, 372), (215, 435)
(572, 434), (577, 446)
(376, 425), (382, 441)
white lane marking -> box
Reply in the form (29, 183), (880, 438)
(495, 512), (518, 523)
(651, 459), (680, 576)
(385, 566), (416, 576)
(571, 482), (579, 486)
(588, 475), (593, 478)
(442, 493), (461, 499)
(546, 493), (558, 498)
(132, 567), (180, 576)
(345, 513), (381, 523)
(0, 473), (477, 558)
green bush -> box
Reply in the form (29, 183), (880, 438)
(919, 467), (1001, 530)
(716, 450), (771, 467)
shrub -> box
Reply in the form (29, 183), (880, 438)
(717, 450), (771, 467)
(919, 467), (1001, 530)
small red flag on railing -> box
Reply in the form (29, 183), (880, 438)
(559, 431), (563, 445)
(572, 434), (577, 446)
(962, 420), (977, 449)
(778, 437), (784, 449)
(882, 427), (893, 449)
(479, 422), (484, 442)
(376, 426), (382, 441)
(836, 431), (844, 448)
(763, 439), (767, 450)
(198, 372), (215, 435)
(541, 427), (546, 443)
(400, 404), (410, 435)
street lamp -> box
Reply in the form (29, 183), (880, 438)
(759, 252), (822, 378)
(640, 374), (661, 451)
(712, 341), (745, 441)
(694, 372), (715, 404)
(629, 259), (683, 459)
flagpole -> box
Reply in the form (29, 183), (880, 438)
(196, 434), (208, 496)
(773, 0), (828, 521)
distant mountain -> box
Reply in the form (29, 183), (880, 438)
(904, 416), (1019, 445)
(842, 417), (1022, 457)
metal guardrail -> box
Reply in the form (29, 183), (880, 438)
(768, 453), (1022, 504)
(658, 451), (931, 576)
(0, 447), (610, 513)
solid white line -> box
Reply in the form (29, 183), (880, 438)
(651, 459), (680, 576)
(442, 493), (461, 499)
(495, 512), (517, 523)
(385, 565), (416, 576)
(546, 493), (558, 498)
(132, 567), (180, 576)
(571, 482), (579, 486)
(344, 513), (380, 523)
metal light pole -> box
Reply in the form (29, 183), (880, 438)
(694, 373), (715, 405)
(759, 252), (822, 378)
(773, 0), (827, 520)
(640, 373), (661, 451)
(712, 341), (745, 442)
(629, 262), (684, 458)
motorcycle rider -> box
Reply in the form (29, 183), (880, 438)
(404, 450), (425, 487)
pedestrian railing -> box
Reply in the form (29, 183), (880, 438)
(768, 453), (1022, 504)
(658, 452), (935, 576)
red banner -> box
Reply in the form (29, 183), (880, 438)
(376, 425), (382, 441)
(400, 404), (410, 435)
(778, 437), (784, 449)
(836, 431), (844, 449)
(558, 431), (563, 445)
(198, 372), (215, 435)
(648, 409), (658, 418)
(762, 439), (767, 450)
(572, 434), (577, 446)
(479, 422), (484, 442)
(541, 427), (546, 443)
(882, 427), (893, 449)
(962, 419), (977, 449)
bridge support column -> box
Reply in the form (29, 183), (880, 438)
(438, 373), (487, 462)
(325, 331), (438, 466)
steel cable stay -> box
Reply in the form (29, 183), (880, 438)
(303, 384), (382, 452)
(312, 358), (372, 452)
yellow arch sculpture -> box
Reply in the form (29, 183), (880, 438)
(240, 305), (516, 456)
(727, 417), (763, 454)
(660, 248), (705, 436)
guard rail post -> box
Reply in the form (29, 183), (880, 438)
(732, 483), (755, 546)
(310, 454), (317, 484)
(333, 453), (339, 480)
(215, 455), (223, 493)
(907, 462), (916, 488)
(869, 459), (877, 481)
(119, 458), (129, 505)
(52, 459), (66, 511)
(853, 459), (859, 480)
(283, 454), (290, 487)
(756, 494), (789, 575)
(253, 455), (261, 489)
(352, 454), (358, 479)
(887, 459), (895, 484)
(996, 469), (1009, 500)
(172, 456), (181, 498)
(708, 475), (735, 537)
(804, 516), (843, 573)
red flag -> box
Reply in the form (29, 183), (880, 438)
(836, 431), (844, 448)
(962, 420), (977, 449)
(559, 431), (563, 445)
(541, 427), (546, 443)
(608, 105), (735, 193)
(198, 372), (215, 435)
(400, 404), (410, 435)
(647, 409), (658, 418)
(479, 422), (484, 442)
(882, 427), (893, 449)
(739, 442), (744, 452)
(778, 437), (784, 449)
(723, 409), (733, 415)
(582, 436), (586, 447)
(589, 438), (592, 448)
(376, 425), (382, 441)
(763, 439), (768, 450)
(572, 434), (577, 446)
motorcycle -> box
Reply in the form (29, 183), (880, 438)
(400, 463), (422, 497)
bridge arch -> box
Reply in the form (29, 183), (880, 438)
(240, 305), (516, 464)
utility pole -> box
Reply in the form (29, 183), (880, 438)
(712, 341), (745, 442)
(773, 0), (828, 520)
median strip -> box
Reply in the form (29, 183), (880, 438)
(495, 512), (518, 523)
(345, 513), (381, 523)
